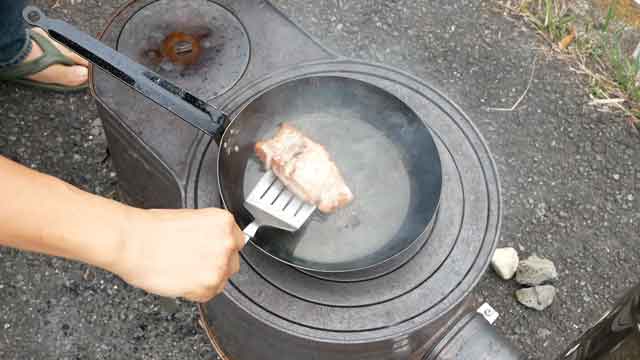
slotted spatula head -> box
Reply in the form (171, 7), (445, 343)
(244, 171), (316, 236)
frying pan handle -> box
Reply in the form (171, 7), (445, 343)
(22, 6), (227, 141)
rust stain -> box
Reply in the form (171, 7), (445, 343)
(143, 30), (210, 67)
(161, 32), (203, 66)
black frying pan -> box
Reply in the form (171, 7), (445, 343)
(25, 7), (442, 274)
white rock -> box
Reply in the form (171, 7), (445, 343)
(516, 285), (556, 311)
(491, 247), (519, 280)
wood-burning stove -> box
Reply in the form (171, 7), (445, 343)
(86, 0), (521, 358)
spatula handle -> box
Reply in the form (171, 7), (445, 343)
(242, 221), (260, 244)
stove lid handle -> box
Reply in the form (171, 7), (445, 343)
(23, 6), (227, 141)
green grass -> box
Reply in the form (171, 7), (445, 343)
(578, 2), (640, 103)
(518, 0), (575, 42)
(602, 32), (640, 102)
(603, 1), (616, 32)
(507, 0), (640, 129)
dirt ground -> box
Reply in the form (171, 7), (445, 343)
(1, 1), (639, 359)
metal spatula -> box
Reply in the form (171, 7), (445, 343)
(243, 171), (316, 243)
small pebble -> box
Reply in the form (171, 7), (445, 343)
(516, 285), (556, 311)
(516, 255), (558, 286)
(535, 202), (547, 217)
(491, 247), (519, 280)
(537, 328), (552, 338)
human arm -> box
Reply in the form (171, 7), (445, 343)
(0, 155), (244, 302)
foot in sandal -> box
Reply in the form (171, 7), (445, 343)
(0, 28), (88, 92)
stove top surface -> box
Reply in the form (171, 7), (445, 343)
(91, 0), (500, 346)
(193, 61), (500, 338)
(116, 0), (250, 99)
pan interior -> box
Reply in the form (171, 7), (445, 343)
(220, 76), (441, 273)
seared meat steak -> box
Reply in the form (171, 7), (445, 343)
(255, 123), (353, 213)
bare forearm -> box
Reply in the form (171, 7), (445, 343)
(0, 155), (245, 302)
(0, 156), (134, 272)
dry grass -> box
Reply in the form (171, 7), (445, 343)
(500, 0), (640, 132)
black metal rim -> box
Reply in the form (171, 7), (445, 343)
(214, 74), (443, 276)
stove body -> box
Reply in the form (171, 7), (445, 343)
(91, 1), (513, 359)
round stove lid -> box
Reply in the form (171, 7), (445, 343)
(108, 0), (250, 100)
(195, 60), (500, 340)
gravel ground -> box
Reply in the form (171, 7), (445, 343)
(1, 1), (639, 359)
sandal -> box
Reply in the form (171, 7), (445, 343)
(0, 29), (88, 92)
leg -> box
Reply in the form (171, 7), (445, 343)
(0, 0), (31, 67)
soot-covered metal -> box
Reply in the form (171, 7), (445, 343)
(90, 0), (513, 359)
(116, 0), (250, 99)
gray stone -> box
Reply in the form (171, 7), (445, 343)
(515, 255), (558, 285)
(491, 247), (519, 280)
(537, 328), (552, 338)
(516, 285), (557, 311)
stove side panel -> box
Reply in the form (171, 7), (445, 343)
(98, 104), (184, 209)
(199, 295), (474, 360)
